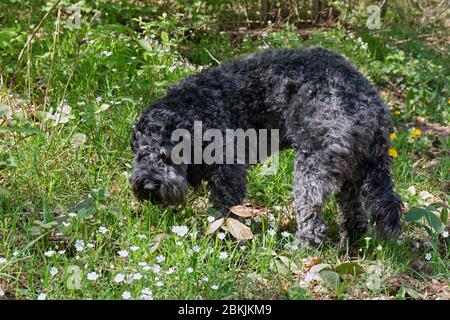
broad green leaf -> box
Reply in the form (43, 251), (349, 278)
(71, 197), (96, 218)
(404, 208), (427, 222)
(320, 270), (341, 291)
(424, 211), (444, 233)
(335, 261), (365, 276)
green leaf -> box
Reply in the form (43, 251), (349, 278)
(335, 261), (365, 276)
(90, 188), (106, 202)
(70, 197), (96, 218)
(288, 287), (312, 300)
(161, 31), (169, 44)
(278, 256), (301, 274)
(428, 202), (450, 224)
(320, 270), (341, 291)
(440, 207), (448, 225)
(0, 153), (17, 169)
(270, 259), (289, 276)
(404, 208), (427, 222)
(424, 211), (444, 233)
(0, 125), (40, 134)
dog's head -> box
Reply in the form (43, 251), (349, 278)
(130, 126), (188, 206)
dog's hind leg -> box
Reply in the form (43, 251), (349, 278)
(293, 151), (343, 247)
(361, 159), (403, 239)
(336, 179), (367, 247)
(208, 164), (248, 215)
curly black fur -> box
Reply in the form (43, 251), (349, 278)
(130, 47), (403, 246)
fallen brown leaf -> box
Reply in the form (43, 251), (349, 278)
(225, 217), (254, 240)
(205, 218), (225, 235)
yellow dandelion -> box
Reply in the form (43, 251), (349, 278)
(411, 128), (422, 138)
(394, 110), (401, 115)
(447, 99), (450, 104)
(390, 132), (397, 141)
(389, 148), (398, 158)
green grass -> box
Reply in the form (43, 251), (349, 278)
(0, 1), (449, 300)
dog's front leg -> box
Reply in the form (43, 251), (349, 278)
(208, 164), (248, 215)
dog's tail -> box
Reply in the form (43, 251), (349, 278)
(361, 142), (403, 239)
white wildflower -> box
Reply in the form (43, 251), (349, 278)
(87, 272), (99, 281)
(122, 291), (131, 300)
(98, 226), (108, 234)
(44, 250), (56, 257)
(219, 251), (228, 260)
(171, 225), (189, 237)
(75, 240), (85, 252)
(118, 250), (129, 258)
(407, 186), (416, 195)
(37, 293), (46, 300)
(114, 273), (125, 283)
(49, 267), (58, 277)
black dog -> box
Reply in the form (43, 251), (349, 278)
(130, 47), (403, 246)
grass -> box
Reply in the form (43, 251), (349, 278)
(0, 1), (449, 300)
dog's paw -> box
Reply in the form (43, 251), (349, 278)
(295, 223), (326, 248)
